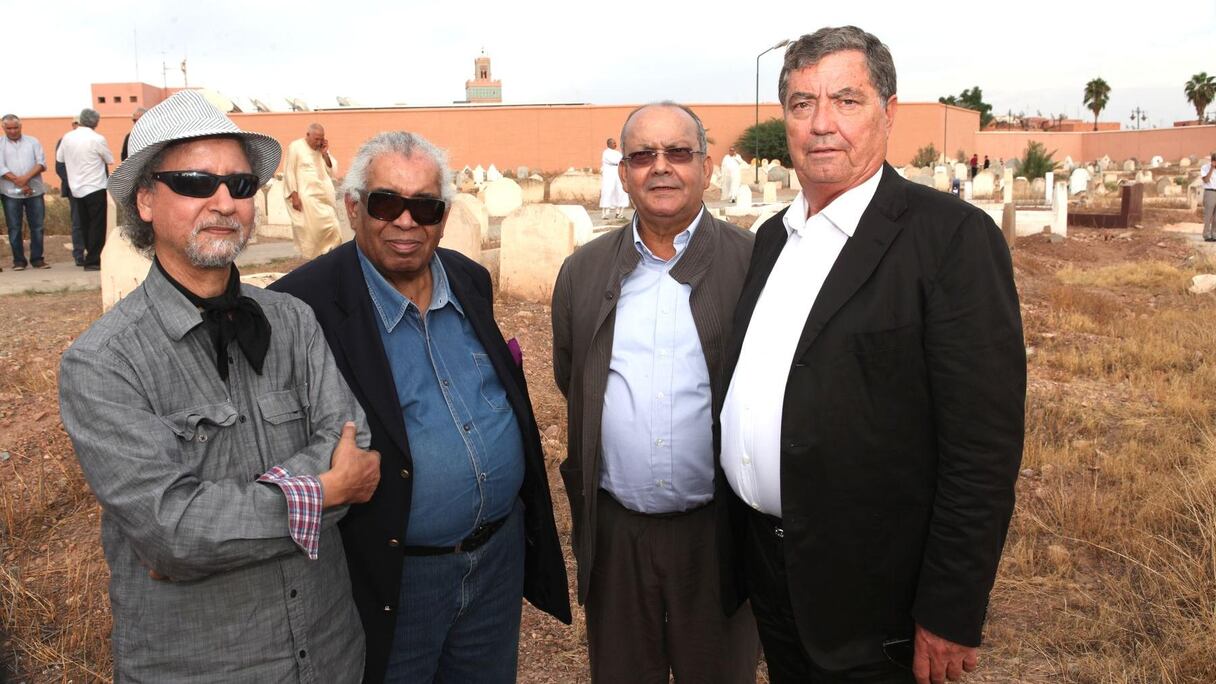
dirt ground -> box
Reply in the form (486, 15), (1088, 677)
(1, 206), (1213, 682)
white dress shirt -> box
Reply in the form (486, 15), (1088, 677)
(600, 210), (714, 514)
(56, 126), (113, 197)
(720, 168), (882, 517)
(1202, 162), (1216, 190)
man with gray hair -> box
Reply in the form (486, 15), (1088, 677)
(283, 123), (342, 259)
(59, 90), (380, 682)
(719, 26), (1024, 683)
(553, 101), (759, 682)
(55, 108), (112, 270)
(1, 114), (50, 270)
(272, 131), (571, 683)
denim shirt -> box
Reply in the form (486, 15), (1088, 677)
(357, 246), (525, 546)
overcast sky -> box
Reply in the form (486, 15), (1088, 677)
(9, 1), (1215, 128)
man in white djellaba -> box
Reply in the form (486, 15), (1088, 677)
(720, 145), (744, 201)
(599, 138), (629, 220)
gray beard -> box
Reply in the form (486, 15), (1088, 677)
(185, 218), (255, 268)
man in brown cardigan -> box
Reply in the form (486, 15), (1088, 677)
(552, 101), (759, 682)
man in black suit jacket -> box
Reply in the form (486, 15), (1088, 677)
(717, 27), (1025, 684)
(272, 131), (570, 683)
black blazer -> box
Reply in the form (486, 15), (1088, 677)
(716, 163), (1025, 670)
(272, 242), (572, 683)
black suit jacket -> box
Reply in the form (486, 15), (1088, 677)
(272, 242), (572, 683)
(717, 163), (1025, 669)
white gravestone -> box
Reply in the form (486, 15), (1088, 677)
(450, 194), (489, 245)
(499, 204), (575, 303)
(479, 178), (523, 217)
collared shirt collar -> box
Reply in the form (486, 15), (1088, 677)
(143, 261), (212, 341)
(356, 245), (462, 333)
(783, 167), (883, 239)
(632, 206), (704, 265)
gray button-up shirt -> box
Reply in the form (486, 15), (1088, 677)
(59, 265), (367, 683)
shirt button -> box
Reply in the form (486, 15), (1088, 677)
(400, 469), (411, 479)
(463, 423), (472, 432)
(384, 605), (393, 612)
(657, 392), (665, 399)
(299, 650), (307, 659)
(743, 456), (751, 465)
(442, 379), (450, 387)
(478, 473), (487, 482)
(388, 538), (400, 548)
(198, 434), (207, 443)
(239, 415), (247, 424)
(655, 438), (664, 447)
(290, 589), (298, 598)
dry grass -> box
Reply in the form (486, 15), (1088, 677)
(987, 242), (1216, 682)
(4, 229), (1216, 682)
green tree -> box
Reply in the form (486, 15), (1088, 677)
(938, 86), (994, 128)
(1019, 141), (1058, 180)
(735, 118), (790, 166)
(1184, 72), (1216, 123)
(1083, 78), (1111, 131)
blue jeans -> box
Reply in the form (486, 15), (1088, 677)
(2, 194), (45, 266)
(384, 500), (525, 684)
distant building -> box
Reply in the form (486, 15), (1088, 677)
(464, 52), (502, 104)
(89, 83), (168, 116)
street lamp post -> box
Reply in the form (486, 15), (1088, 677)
(755, 39), (791, 184)
(1129, 107), (1147, 130)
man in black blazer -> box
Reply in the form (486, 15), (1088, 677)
(272, 131), (570, 683)
(717, 27), (1025, 684)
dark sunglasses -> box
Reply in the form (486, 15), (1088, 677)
(152, 171), (260, 199)
(622, 147), (702, 167)
(364, 191), (447, 225)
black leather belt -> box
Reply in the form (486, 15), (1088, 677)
(403, 516), (509, 556)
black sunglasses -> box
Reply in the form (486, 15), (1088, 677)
(152, 171), (260, 199)
(364, 191), (447, 225)
(622, 147), (702, 167)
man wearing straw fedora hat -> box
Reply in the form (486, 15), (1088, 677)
(59, 90), (380, 682)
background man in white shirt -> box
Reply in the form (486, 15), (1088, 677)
(718, 26), (1024, 684)
(56, 108), (113, 270)
(1201, 152), (1215, 241)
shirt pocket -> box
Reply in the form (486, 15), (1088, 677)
(257, 388), (312, 450)
(472, 353), (511, 413)
(161, 403), (239, 474)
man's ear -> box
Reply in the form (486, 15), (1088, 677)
(136, 185), (155, 223)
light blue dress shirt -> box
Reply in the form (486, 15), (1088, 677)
(0, 135), (46, 198)
(600, 210), (714, 514)
(357, 247), (525, 546)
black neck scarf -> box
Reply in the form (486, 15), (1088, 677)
(156, 258), (271, 382)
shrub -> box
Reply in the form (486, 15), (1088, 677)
(734, 118), (790, 166)
(1019, 141), (1059, 180)
(911, 143), (938, 168)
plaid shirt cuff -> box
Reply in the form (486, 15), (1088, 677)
(257, 466), (323, 560)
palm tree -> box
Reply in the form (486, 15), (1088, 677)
(1185, 72), (1216, 123)
(1083, 78), (1111, 131)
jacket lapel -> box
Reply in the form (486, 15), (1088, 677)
(789, 163), (908, 363)
(331, 245), (410, 458)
